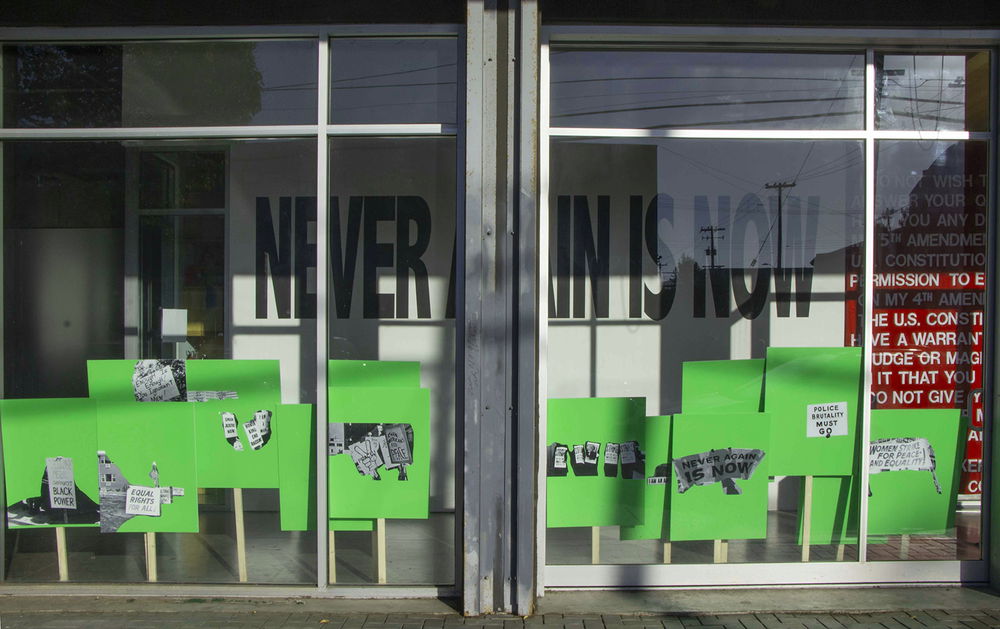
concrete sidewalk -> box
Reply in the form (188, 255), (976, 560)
(0, 588), (998, 628)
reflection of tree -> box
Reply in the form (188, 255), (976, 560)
(124, 42), (262, 126)
(3, 45), (123, 127)
(2, 43), (263, 127)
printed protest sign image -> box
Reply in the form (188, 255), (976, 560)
(328, 422), (415, 481)
(672, 448), (766, 495)
(869, 437), (941, 493)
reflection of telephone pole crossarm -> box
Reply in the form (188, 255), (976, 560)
(700, 225), (726, 269)
(765, 180), (796, 269)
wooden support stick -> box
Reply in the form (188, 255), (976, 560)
(233, 488), (248, 583)
(801, 475), (813, 562)
(55, 527), (69, 581)
(144, 533), (158, 582)
(591, 526), (600, 564)
(836, 544), (846, 561)
(328, 531), (336, 584)
(661, 541), (671, 564)
(374, 518), (387, 584)
(713, 539), (728, 563)
(899, 534), (910, 560)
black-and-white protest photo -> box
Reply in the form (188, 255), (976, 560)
(328, 422), (415, 481)
(672, 448), (766, 495)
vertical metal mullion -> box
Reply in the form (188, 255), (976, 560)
(858, 47), (877, 563)
(986, 45), (999, 584)
(454, 27), (468, 610)
(315, 35), (330, 591)
(463, 0), (486, 615)
(534, 32), (550, 599)
(513, 0), (539, 616)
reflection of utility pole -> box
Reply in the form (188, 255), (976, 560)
(700, 225), (726, 269)
(765, 180), (796, 269)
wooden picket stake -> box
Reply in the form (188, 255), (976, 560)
(144, 532), (158, 582)
(233, 488), (248, 582)
(328, 531), (337, 584)
(836, 544), (846, 561)
(661, 541), (671, 564)
(713, 539), (728, 563)
(373, 518), (387, 583)
(899, 534), (910, 560)
(54, 527), (69, 581)
(591, 526), (600, 564)
(801, 475), (814, 562)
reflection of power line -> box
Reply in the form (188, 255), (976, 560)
(701, 225), (726, 269)
(765, 181), (796, 269)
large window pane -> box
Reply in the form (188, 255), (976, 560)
(329, 38), (458, 125)
(3, 139), (319, 583)
(865, 140), (987, 561)
(2, 41), (318, 127)
(550, 51), (864, 130)
(545, 138), (865, 565)
(326, 137), (456, 584)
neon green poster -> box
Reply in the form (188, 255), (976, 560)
(2, 399), (101, 529)
(193, 402), (280, 488)
(95, 402), (198, 533)
(546, 397), (646, 528)
(668, 412), (770, 541)
(276, 404), (316, 531)
(329, 360), (421, 388)
(619, 415), (672, 541)
(764, 347), (862, 476)
(868, 408), (964, 536)
(682, 359), (764, 413)
(327, 387), (430, 521)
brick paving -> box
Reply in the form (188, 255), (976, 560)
(1, 609), (1000, 629)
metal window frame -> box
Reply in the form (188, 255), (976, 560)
(0, 23), (463, 600)
(538, 24), (999, 591)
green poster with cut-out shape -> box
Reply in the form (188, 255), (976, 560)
(329, 360), (421, 388)
(668, 412), (770, 541)
(193, 401), (280, 488)
(2, 398), (101, 529)
(95, 402), (198, 533)
(682, 359), (764, 414)
(868, 408), (965, 536)
(546, 397), (646, 529)
(619, 415), (672, 541)
(276, 404), (316, 531)
(764, 347), (862, 476)
(327, 386), (430, 520)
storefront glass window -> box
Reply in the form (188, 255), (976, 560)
(329, 38), (457, 125)
(876, 52), (990, 132)
(546, 137), (864, 564)
(325, 137), (457, 584)
(2, 41), (318, 127)
(544, 44), (991, 582)
(550, 51), (865, 130)
(2, 138), (319, 583)
(865, 140), (988, 561)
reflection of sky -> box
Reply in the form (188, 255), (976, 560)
(550, 50), (865, 130)
(251, 41), (319, 125)
(328, 38), (458, 125)
(878, 55), (970, 131)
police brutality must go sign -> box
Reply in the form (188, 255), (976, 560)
(806, 402), (848, 438)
